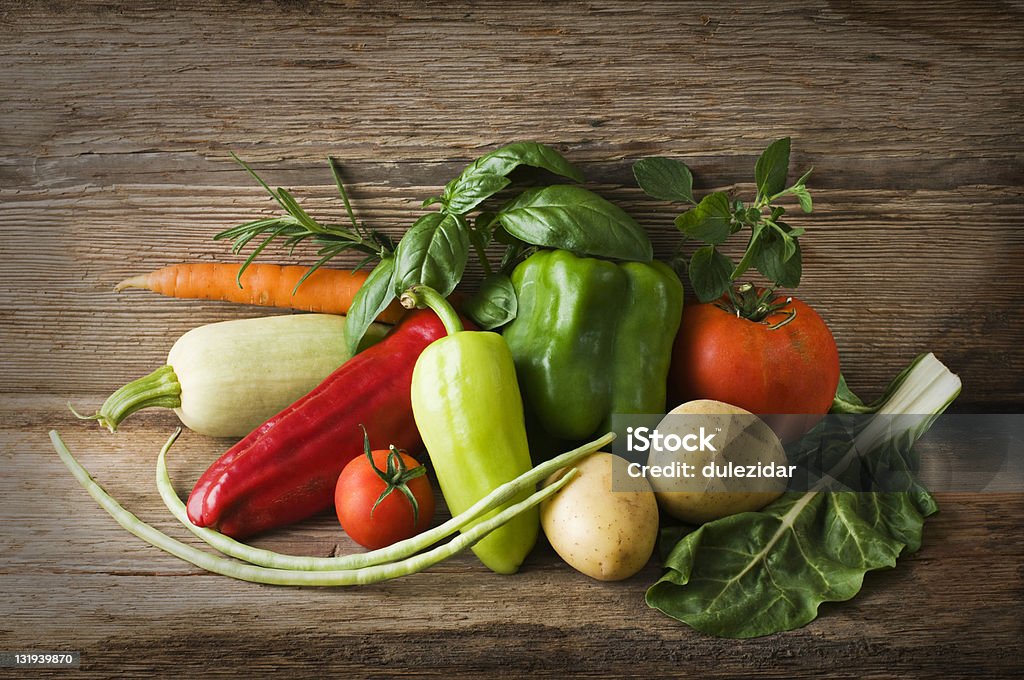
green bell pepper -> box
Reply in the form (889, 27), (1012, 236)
(503, 249), (684, 441)
(401, 285), (538, 575)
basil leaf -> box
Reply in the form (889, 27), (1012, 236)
(497, 185), (653, 262)
(464, 273), (518, 330)
(673, 191), (732, 245)
(754, 228), (802, 288)
(442, 142), (584, 214)
(343, 256), (397, 355)
(443, 173), (511, 215)
(755, 137), (791, 200)
(633, 157), (695, 204)
(392, 212), (469, 296)
(689, 245), (734, 302)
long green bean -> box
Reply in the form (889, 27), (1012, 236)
(50, 430), (580, 586)
(156, 428), (615, 570)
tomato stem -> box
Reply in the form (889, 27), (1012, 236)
(718, 283), (798, 328)
(359, 425), (426, 526)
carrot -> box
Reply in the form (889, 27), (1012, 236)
(114, 263), (406, 324)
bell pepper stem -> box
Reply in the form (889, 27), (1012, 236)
(69, 365), (182, 433)
(399, 285), (463, 336)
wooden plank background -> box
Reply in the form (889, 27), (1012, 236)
(1, 1), (1022, 677)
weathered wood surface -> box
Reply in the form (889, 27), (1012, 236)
(1, 1), (1022, 677)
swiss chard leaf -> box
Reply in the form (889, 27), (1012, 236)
(646, 354), (961, 639)
(633, 157), (695, 204)
(442, 141), (584, 214)
(392, 212), (469, 297)
(343, 256), (397, 355)
(497, 185), (653, 262)
(647, 489), (938, 638)
(464, 273), (518, 330)
(755, 136), (791, 200)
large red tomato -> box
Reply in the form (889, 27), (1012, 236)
(668, 292), (840, 440)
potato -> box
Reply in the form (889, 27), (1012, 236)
(540, 452), (659, 581)
(648, 399), (789, 524)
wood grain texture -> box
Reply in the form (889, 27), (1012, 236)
(1, 0), (1022, 677)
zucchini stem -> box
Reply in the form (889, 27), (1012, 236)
(70, 365), (182, 432)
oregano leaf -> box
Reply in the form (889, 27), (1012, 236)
(673, 191), (733, 245)
(755, 229), (802, 288)
(755, 137), (791, 201)
(689, 245), (734, 302)
(633, 157), (695, 204)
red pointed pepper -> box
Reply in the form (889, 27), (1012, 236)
(186, 309), (448, 538)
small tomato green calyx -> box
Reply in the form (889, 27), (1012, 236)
(359, 425), (427, 526)
(717, 283), (797, 330)
(633, 137), (814, 316)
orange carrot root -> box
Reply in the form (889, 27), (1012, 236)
(114, 263), (405, 324)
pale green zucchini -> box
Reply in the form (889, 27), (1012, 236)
(74, 314), (385, 437)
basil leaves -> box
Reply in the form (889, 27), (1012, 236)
(341, 142), (652, 350)
(634, 137), (814, 303)
(463, 274), (518, 330)
(392, 213), (469, 298)
(434, 141), (585, 215)
(498, 185), (653, 263)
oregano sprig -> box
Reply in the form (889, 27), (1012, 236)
(633, 137), (814, 305)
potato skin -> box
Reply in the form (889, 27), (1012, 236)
(649, 399), (788, 524)
(540, 452), (659, 581)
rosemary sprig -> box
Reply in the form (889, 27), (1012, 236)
(215, 153), (395, 290)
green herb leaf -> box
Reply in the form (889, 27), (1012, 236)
(442, 142), (584, 214)
(633, 157), (695, 204)
(754, 227), (802, 288)
(443, 173), (512, 215)
(689, 245), (734, 302)
(343, 256), (397, 355)
(497, 185), (653, 262)
(754, 137), (791, 201)
(392, 213), (469, 297)
(673, 191), (733, 245)
(794, 167), (814, 188)
(464, 273), (518, 330)
(791, 185), (813, 213)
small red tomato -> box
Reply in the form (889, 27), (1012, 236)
(334, 428), (435, 550)
(669, 287), (840, 441)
